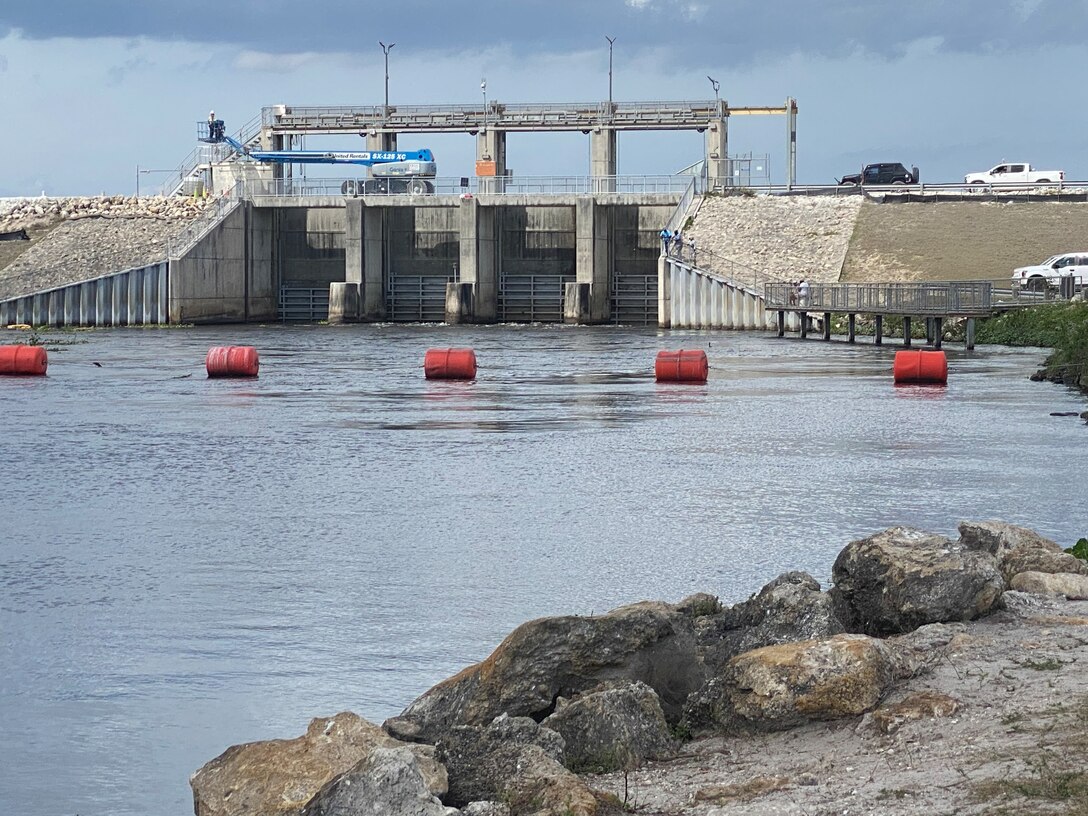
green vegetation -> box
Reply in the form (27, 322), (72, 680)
(1065, 538), (1088, 561)
(976, 302), (1088, 348)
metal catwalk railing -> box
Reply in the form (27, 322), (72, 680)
(763, 281), (994, 315)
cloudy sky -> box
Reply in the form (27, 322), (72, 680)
(2, 0), (1085, 196)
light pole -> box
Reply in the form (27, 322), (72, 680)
(707, 75), (721, 112)
(606, 36), (616, 106)
(135, 165), (172, 198)
(379, 41), (395, 118)
(481, 78), (487, 130)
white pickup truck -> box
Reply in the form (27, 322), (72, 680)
(964, 163), (1064, 185)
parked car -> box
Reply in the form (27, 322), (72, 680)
(837, 162), (918, 186)
(1012, 252), (1088, 290)
(965, 163), (1064, 185)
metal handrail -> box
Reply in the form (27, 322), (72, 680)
(167, 183), (243, 259)
(158, 114), (263, 196)
(672, 243), (791, 292)
(763, 281), (994, 315)
(236, 175), (693, 198)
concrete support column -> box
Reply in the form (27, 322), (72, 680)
(476, 129), (507, 194)
(590, 128), (617, 192)
(848, 313), (856, 343)
(658, 256), (672, 328)
(365, 131), (397, 152)
(903, 316), (912, 348)
(875, 314), (883, 345)
(706, 117), (729, 190)
(778, 310), (785, 337)
(799, 310), (808, 339)
(925, 317), (935, 344)
(458, 197), (498, 322)
(966, 317), (976, 350)
(575, 197), (610, 323)
(361, 202), (387, 321)
(933, 317), (943, 350)
(328, 283), (360, 325)
(823, 312), (832, 341)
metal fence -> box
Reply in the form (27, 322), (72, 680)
(499, 274), (571, 322)
(167, 186), (243, 259)
(278, 287), (330, 322)
(764, 281), (994, 315)
(236, 175), (693, 199)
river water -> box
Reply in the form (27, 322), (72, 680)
(1, 325), (1085, 816)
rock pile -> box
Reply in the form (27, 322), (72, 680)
(0, 195), (208, 302)
(0, 195), (208, 231)
(189, 521), (1088, 816)
(687, 193), (861, 284)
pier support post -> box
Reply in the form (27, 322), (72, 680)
(458, 196), (498, 322)
(590, 128), (617, 192)
(933, 317), (943, 350)
(476, 129), (507, 194)
(848, 313), (856, 343)
(705, 116), (729, 191)
(925, 317), (935, 345)
(357, 201), (387, 321)
(657, 256), (671, 328)
(777, 310), (785, 337)
(903, 316), (912, 348)
(966, 317), (976, 350)
(874, 314), (883, 345)
(328, 282), (360, 324)
(799, 311), (808, 339)
(823, 312), (832, 341)
(575, 197), (611, 323)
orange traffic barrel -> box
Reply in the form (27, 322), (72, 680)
(424, 348), (477, 380)
(655, 349), (708, 383)
(0, 345), (48, 376)
(893, 349), (947, 384)
(206, 346), (259, 378)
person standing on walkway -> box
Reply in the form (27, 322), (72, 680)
(673, 229), (683, 260)
(660, 228), (672, 255)
(798, 278), (810, 308)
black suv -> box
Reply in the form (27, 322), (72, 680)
(838, 162), (918, 185)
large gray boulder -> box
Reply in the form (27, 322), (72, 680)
(695, 571), (845, 673)
(541, 682), (675, 773)
(959, 520), (1088, 583)
(683, 634), (897, 733)
(436, 715), (597, 816)
(1010, 571), (1088, 599)
(385, 601), (704, 744)
(301, 747), (453, 816)
(190, 712), (447, 816)
(830, 527), (1004, 635)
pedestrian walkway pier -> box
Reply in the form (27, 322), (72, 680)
(764, 281), (993, 349)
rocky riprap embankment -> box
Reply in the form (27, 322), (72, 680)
(0, 196), (208, 302)
(190, 520), (1088, 816)
(686, 193), (862, 284)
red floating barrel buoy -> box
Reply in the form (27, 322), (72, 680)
(655, 349), (708, 383)
(424, 348), (477, 380)
(206, 346), (260, 378)
(893, 349), (947, 385)
(0, 345), (48, 376)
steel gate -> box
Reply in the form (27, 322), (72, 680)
(279, 287), (330, 322)
(611, 274), (658, 325)
(499, 274), (572, 323)
(386, 275), (452, 322)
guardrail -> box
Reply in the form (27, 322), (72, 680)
(158, 114), (263, 196)
(167, 184), (243, 259)
(236, 175), (694, 198)
(764, 281), (993, 315)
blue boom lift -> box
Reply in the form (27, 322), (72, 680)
(198, 118), (437, 195)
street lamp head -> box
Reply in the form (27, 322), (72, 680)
(606, 35), (616, 45)
(379, 41), (395, 52)
(707, 75), (720, 93)
(481, 78), (487, 91)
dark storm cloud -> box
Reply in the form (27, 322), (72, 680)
(2, 0), (1086, 62)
